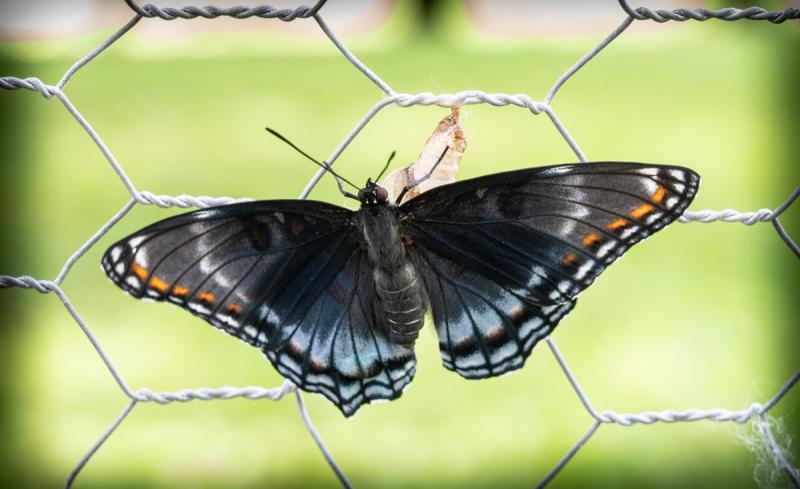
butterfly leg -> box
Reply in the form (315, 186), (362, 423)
(396, 146), (450, 203)
(335, 178), (360, 200)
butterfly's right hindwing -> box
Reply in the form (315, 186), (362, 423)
(102, 200), (415, 416)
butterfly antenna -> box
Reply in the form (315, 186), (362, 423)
(375, 150), (396, 182)
(265, 128), (360, 198)
(396, 146), (449, 203)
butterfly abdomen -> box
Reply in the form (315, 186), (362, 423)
(374, 262), (425, 347)
(358, 206), (426, 347)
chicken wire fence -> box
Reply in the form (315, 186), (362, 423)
(1, 1), (799, 487)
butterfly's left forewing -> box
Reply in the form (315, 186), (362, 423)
(401, 162), (699, 379)
(102, 200), (414, 416)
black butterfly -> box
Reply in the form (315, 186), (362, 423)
(102, 155), (699, 416)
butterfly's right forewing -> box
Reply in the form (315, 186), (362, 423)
(103, 201), (351, 345)
(102, 200), (415, 416)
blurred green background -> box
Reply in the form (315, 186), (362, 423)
(1, 1), (798, 488)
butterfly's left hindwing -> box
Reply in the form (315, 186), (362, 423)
(102, 200), (414, 416)
(401, 162), (699, 379)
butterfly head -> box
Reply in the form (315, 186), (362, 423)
(357, 179), (389, 206)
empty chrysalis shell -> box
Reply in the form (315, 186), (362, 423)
(382, 106), (467, 204)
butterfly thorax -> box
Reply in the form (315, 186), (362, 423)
(357, 202), (425, 348)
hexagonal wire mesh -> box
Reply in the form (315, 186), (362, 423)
(1, 1), (798, 488)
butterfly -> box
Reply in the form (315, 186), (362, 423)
(102, 153), (699, 416)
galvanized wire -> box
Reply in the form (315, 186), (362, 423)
(0, 2), (798, 488)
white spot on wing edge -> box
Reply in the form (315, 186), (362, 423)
(642, 179), (660, 195)
(645, 212), (662, 225)
(109, 246), (122, 261)
(490, 340), (519, 363)
(306, 376), (337, 392)
(638, 168), (659, 177)
(216, 314), (239, 328)
(573, 260), (595, 281)
(523, 324), (552, 351)
(666, 169), (686, 181)
(188, 302), (211, 315)
(128, 236), (146, 248)
(665, 196), (679, 209)
(619, 226), (639, 241)
(518, 316), (543, 338)
(453, 350), (486, 369)
(596, 240), (618, 260)
(338, 381), (361, 401)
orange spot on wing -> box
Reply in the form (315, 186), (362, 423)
(582, 233), (600, 248)
(630, 203), (654, 219)
(291, 220), (305, 237)
(562, 252), (578, 267)
(651, 186), (667, 203)
(508, 304), (526, 322)
(289, 340), (304, 357)
(608, 218), (628, 230)
(130, 262), (148, 280)
(310, 357), (326, 373)
(172, 285), (190, 297)
(225, 303), (243, 315)
(148, 275), (169, 293)
(198, 292), (216, 304)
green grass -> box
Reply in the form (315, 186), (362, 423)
(0, 6), (798, 489)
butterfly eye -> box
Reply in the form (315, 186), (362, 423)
(376, 187), (388, 202)
(357, 189), (366, 202)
